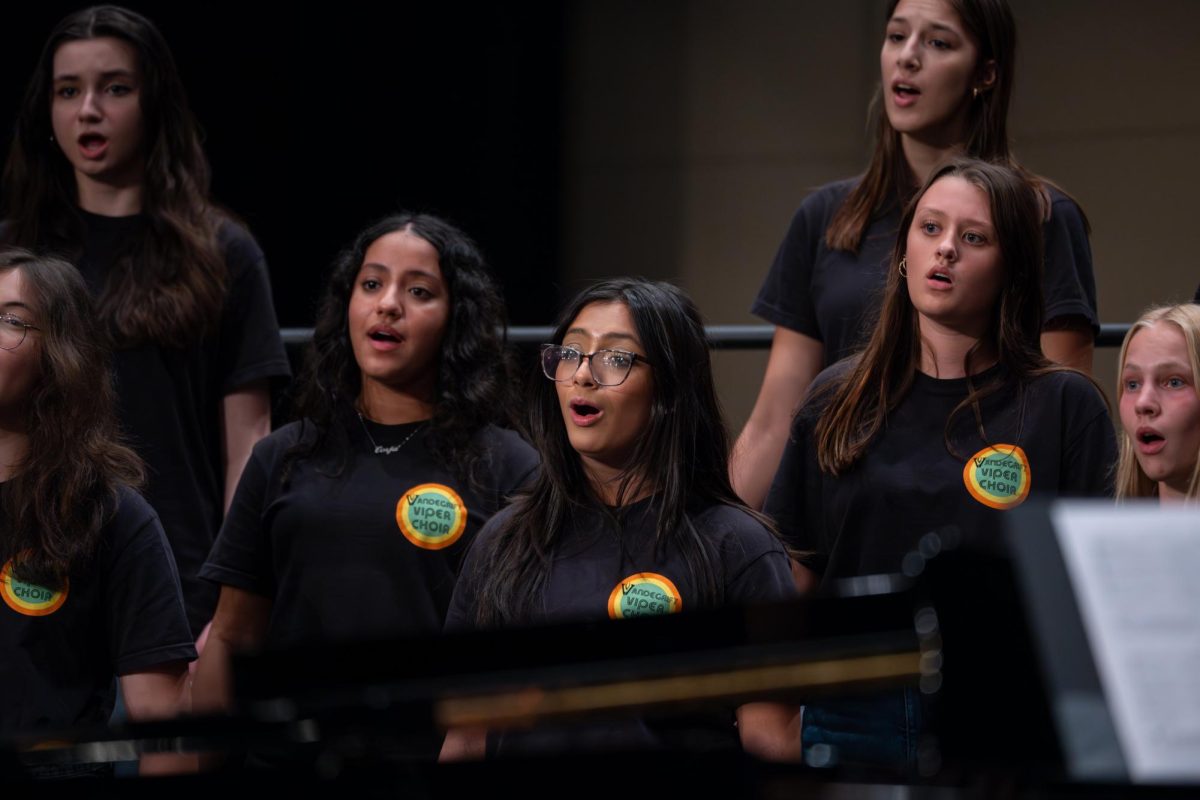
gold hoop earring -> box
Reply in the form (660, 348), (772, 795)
(898, 256), (908, 278)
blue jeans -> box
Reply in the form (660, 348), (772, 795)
(801, 688), (922, 772)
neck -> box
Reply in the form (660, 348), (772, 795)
(76, 174), (144, 217)
(581, 457), (653, 506)
(358, 379), (435, 425)
(901, 132), (966, 188)
(0, 425), (29, 482)
(1158, 481), (1192, 504)
(917, 317), (996, 379)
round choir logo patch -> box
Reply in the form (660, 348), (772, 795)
(1, 558), (68, 616)
(395, 483), (468, 550)
(963, 444), (1031, 510)
(608, 572), (683, 619)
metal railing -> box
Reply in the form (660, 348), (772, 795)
(281, 323), (1131, 350)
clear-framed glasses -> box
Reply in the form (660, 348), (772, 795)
(540, 344), (648, 387)
(0, 313), (38, 352)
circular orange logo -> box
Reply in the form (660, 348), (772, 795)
(395, 483), (468, 550)
(607, 572), (682, 619)
(963, 444), (1031, 510)
(1, 558), (68, 616)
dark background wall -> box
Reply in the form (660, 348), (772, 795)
(0, 2), (568, 327)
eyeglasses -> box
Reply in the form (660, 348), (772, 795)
(0, 313), (38, 352)
(540, 344), (648, 387)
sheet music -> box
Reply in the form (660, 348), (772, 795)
(1052, 502), (1200, 782)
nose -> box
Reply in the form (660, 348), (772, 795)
(1133, 384), (1159, 417)
(376, 285), (403, 318)
(572, 354), (597, 387)
(898, 34), (920, 70)
(78, 89), (102, 121)
(936, 235), (957, 263)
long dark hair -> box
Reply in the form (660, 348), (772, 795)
(286, 213), (513, 485)
(1, 5), (226, 348)
(0, 249), (143, 587)
(816, 158), (1052, 474)
(825, 0), (1073, 252)
(472, 278), (767, 626)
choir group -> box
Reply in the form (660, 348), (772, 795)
(1, 0), (1197, 777)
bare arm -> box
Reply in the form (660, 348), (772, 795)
(439, 728), (488, 762)
(731, 328), (825, 509)
(1041, 317), (1094, 375)
(737, 702), (801, 762)
(221, 381), (272, 513)
(121, 664), (193, 775)
(190, 586), (272, 716)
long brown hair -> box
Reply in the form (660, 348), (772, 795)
(1115, 304), (1200, 502)
(0, 249), (143, 587)
(815, 158), (1050, 475)
(826, 0), (1034, 252)
(1, 5), (226, 348)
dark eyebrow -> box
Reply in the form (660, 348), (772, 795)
(564, 327), (641, 347)
(917, 206), (993, 231)
(889, 16), (961, 36)
(53, 69), (137, 82)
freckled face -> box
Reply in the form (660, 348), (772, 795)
(881, 0), (992, 147)
(555, 301), (653, 476)
(347, 229), (449, 399)
(905, 175), (1004, 338)
(1119, 323), (1200, 499)
(50, 37), (145, 191)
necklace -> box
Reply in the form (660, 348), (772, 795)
(356, 412), (426, 456)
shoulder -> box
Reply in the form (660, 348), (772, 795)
(1043, 184), (1087, 230)
(474, 425), (539, 475)
(106, 485), (161, 538)
(249, 420), (319, 465)
(212, 214), (267, 279)
(799, 357), (856, 417)
(462, 502), (522, 566)
(1028, 368), (1107, 408)
(789, 177), (860, 224)
(692, 503), (786, 554)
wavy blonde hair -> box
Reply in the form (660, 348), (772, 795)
(1115, 304), (1200, 501)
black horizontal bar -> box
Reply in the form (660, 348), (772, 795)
(282, 323), (1132, 350)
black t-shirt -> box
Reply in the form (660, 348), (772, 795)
(201, 419), (538, 648)
(76, 210), (292, 634)
(0, 487), (196, 737)
(751, 179), (1099, 365)
(446, 498), (796, 754)
(764, 361), (1117, 580)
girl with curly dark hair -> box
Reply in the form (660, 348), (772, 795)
(1, 5), (291, 634)
(191, 213), (537, 717)
(0, 249), (194, 772)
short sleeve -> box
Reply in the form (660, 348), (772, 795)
(105, 490), (197, 674)
(1042, 192), (1099, 334)
(199, 434), (280, 596)
(1058, 378), (1118, 497)
(751, 187), (844, 339)
(216, 222), (292, 394)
